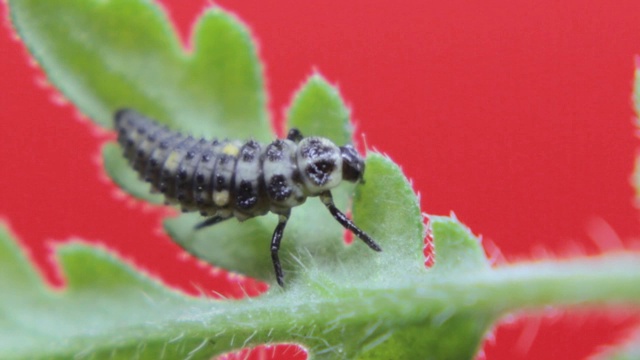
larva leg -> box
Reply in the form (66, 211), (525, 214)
(319, 191), (382, 252)
(286, 128), (304, 143)
(194, 215), (232, 230)
(270, 211), (290, 287)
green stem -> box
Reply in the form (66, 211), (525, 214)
(169, 254), (640, 353)
(8, 253), (640, 359)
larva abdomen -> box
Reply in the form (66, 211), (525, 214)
(115, 110), (267, 217)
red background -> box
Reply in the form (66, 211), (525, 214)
(2, 0), (640, 358)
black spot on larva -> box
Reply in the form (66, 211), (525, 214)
(241, 140), (260, 162)
(195, 195), (205, 206)
(195, 172), (205, 184)
(300, 138), (333, 159)
(177, 168), (188, 181)
(177, 193), (186, 202)
(147, 133), (157, 142)
(186, 151), (196, 160)
(268, 175), (292, 201)
(236, 180), (257, 209)
(266, 140), (285, 161)
(202, 153), (211, 162)
(306, 160), (336, 186)
(219, 154), (232, 165)
(137, 149), (145, 158)
(159, 183), (167, 193)
(150, 158), (158, 168)
(137, 126), (146, 135)
(160, 140), (171, 149)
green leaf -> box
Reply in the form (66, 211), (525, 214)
(634, 65), (640, 123)
(9, 1), (640, 358)
(164, 213), (278, 282)
(0, 224), (216, 359)
(606, 64), (640, 360)
(287, 73), (353, 144)
(4, 217), (640, 359)
(633, 67), (640, 200)
(332, 154), (425, 284)
(430, 216), (489, 273)
(9, 0), (270, 203)
(9, 0), (268, 135)
(0, 226), (46, 298)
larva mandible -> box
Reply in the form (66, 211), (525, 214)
(114, 109), (382, 286)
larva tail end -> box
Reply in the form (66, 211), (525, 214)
(114, 108), (134, 127)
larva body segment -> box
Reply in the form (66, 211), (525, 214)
(114, 109), (381, 286)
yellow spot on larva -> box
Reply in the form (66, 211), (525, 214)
(222, 144), (240, 156)
(163, 152), (181, 171)
(213, 190), (230, 206)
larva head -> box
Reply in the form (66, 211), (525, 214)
(296, 137), (344, 194)
(339, 144), (365, 183)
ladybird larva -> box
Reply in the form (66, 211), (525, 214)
(115, 109), (382, 286)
